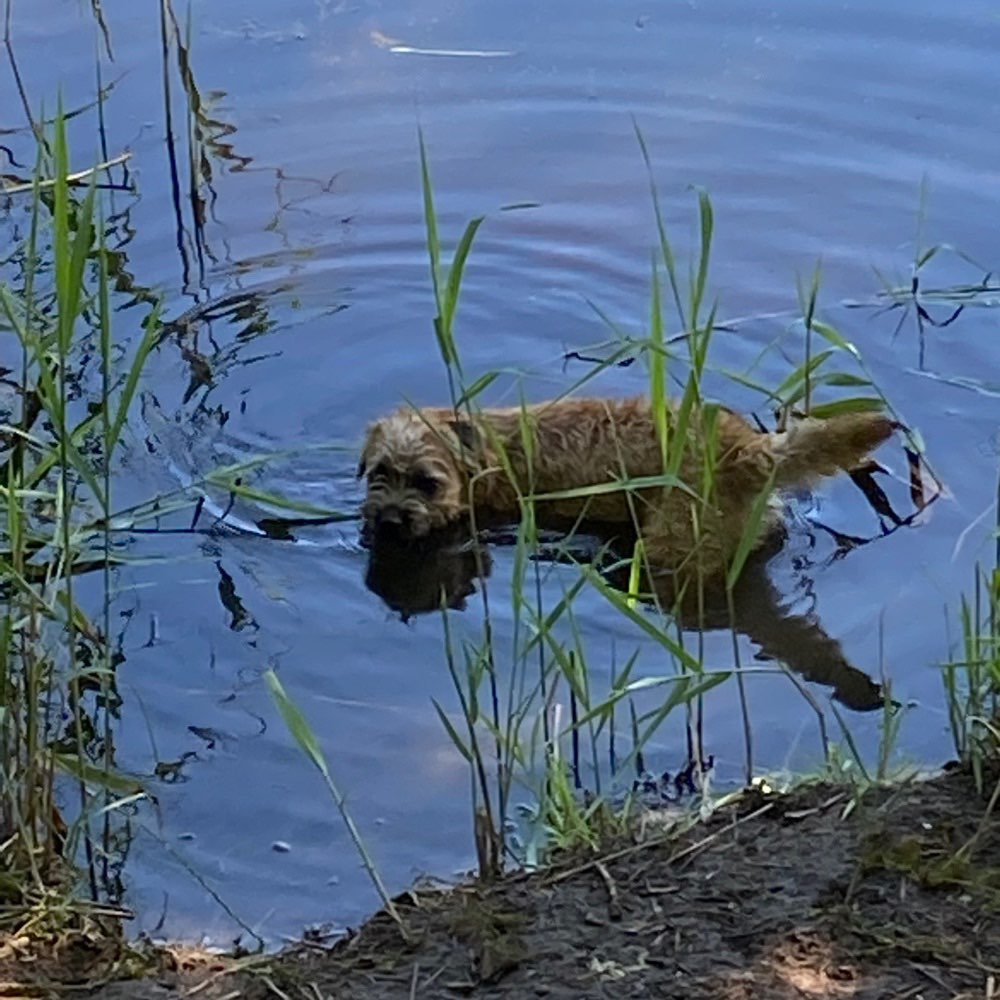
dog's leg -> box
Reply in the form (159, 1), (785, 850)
(638, 494), (733, 581)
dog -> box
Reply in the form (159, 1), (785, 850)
(358, 396), (894, 581)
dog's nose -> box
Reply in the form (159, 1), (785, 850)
(376, 506), (404, 527)
(373, 507), (414, 540)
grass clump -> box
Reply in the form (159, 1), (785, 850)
(943, 534), (1000, 789)
(0, 113), (393, 953)
(413, 129), (917, 878)
(0, 112), (156, 954)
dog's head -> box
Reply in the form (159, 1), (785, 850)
(358, 409), (481, 541)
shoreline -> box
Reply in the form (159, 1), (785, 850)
(5, 760), (998, 999)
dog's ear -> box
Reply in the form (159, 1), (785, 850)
(448, 419), (479, 453)
(357, 422), (383, 479)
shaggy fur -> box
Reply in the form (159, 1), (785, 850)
(358, 396), (893, 579)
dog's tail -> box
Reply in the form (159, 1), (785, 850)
(768, 412), (894, 489)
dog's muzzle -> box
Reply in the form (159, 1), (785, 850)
(361, 502), (423, 546)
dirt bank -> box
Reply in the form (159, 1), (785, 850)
(4, 764), (999, 999)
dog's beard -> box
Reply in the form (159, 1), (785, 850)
(360, 483), (454, 545)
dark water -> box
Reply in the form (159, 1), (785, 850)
(5, 0), (999, 943)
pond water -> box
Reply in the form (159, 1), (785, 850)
(5, 0), (999, 945)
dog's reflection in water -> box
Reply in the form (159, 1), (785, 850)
(363, 522), (885, 713)
(364, 526), (493, 621)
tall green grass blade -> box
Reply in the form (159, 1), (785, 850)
(634, 120), (685, 328)
(783, 369), (874, 410)
(108, 305), (162, 453)
(620, 674), (730, 779)
(17, 403), (105, 506)
(204, 477), (350, 518)
(718, 367), (784, 405)
(813, 320), (861, 360)
(690, 187), (713, 330)
(554, 337), (644, 401)
(52, 753), (146, 798)
(584, 567), (704, 673)
(797, 261), (822, 334)
(65, 181), (97, 350)
(648, 257), (667, 466)
(418, 129), (442, 312)
(772, 350), (835, 404)
(456, 370), (501, 409)
(432, 700), (473, 763)
(51, 113), (97, 358)
(520, 575), (589, 661)
(664, 372), (698, 481)
(52, 103), (71, 344)
(726, 474), (777, 590)
(627, 539), (644, 612)
(690, 300), (717, 380)
(569, 671), (728, 733)
(441, 215), (485, 338)
(797, 261), (821, 412)
(807, 397), (886, 418)
(264, 668), (407, 933)
(418, 129), (462, 375)
(829, 702), (871, 783)
(530, 472), (697, 503)
(265, 670), (326, 769)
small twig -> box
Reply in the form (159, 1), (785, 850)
(594, 860), (623, 920)
(408, 962), (420, 999)
(913, 963), (953, 995)
(548, 802), (775, 884)
(642, 880), (681, 895)
(184, 980), (227, 998)
(783, 792), (847, 820)
(778, 665), (830, 765)
(183, 955), (270, 997)
(1, 150), (131, 194)
(958, 754), (1000, 860)
(256, 976), (292, 1000)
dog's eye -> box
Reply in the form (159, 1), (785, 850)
(410, 473), (439, 497)
(369, 462), (390, 481)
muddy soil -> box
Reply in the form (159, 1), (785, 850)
(4, 765), (999, 999)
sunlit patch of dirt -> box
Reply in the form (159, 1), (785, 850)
(0, 929), (248, 1000)
(725, 931), (865, 997)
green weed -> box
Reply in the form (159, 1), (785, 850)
(414, 132), (904, 875)
(0, 112), (154, 926)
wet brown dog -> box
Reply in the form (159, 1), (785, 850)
(358, 396), (893, 579)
